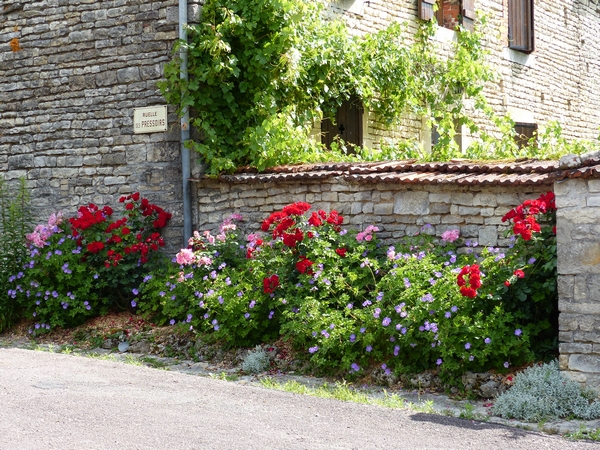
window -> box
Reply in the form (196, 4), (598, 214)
(321, 96), (363, 151)
(514, 122), (537, 148)
(418, 0), (476, 32)
(508, 0), (534, 53)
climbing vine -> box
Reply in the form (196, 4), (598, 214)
(159, 0), (597, 174)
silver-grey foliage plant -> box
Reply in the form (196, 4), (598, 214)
(492, 360), (600, 422)
(241, 346), (270, 375)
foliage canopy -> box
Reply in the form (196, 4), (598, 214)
(159, 0), (598, 174)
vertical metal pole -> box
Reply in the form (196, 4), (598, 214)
(179, 0), (192, 247)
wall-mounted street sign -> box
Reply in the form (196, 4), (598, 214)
(133, 105), (168, 133)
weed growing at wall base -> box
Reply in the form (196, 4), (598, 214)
(0, 177), (31, 333)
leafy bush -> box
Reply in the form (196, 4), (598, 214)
(8, 194), (171, 332)
(139, 193), (557, 379)
(241, 346), (271, 374)
(0, 177), (31, 333)
(492, 361), (600, 421)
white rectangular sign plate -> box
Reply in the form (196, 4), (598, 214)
(134, 105), (168, 133)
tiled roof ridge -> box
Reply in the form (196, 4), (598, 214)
(192, 156), (600, 186)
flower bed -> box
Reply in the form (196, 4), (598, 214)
(137, 193), (557, 378)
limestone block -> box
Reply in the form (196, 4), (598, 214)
(569, 354), (600, 373)
(574, 330), (600, 344)
(429, 203), (450, 214)
(393, 191), (429, 215)
(562, 370), (588, 384)
(473, 193), (498, 207)
(559, 300), (600, 315)
(588, 179), (600, 193)
(373, 203), (393, 215)
(478, 226), (498, 246)
(558, 153), (582, 169)
(557, 241), (600, 275)
(117, 67), (141, 83)
(558, 313), (579, 331)
(559, 354), (569, 370)
(351, 202), (363, 215)
(558, 331), (573, 343)
(560, 343), (594, 354)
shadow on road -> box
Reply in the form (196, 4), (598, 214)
(410, 412), (538, 441)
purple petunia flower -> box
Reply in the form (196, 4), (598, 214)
(382, 317), (391, 327)
(350, 363), (360, 372)
(366, 345), (372, 352)
(436, 359), (442, 366)
(484, 337), (491, 344)
(504, 361), (510, 368)
(465, 342), (471, 350)
(515, 329), (522, 336)
(309, 346), (319, 354)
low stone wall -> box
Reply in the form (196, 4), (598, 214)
(193, 161), (554, 249)
(556, 177), (600, 388)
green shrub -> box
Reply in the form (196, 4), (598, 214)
(0, 177), (31, 333)
(492, 361), (600, 421)
(139, 193), (557, 379)
(8, 194), (171, 332)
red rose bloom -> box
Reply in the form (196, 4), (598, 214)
(335, 248), (347, 257)
(514, 269), (525, 279)
(125, 203), (134, 211)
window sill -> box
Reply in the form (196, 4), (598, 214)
(334, 0), (365, 16)
(434, 26), (457, 43)
(503, 47), (536, 67)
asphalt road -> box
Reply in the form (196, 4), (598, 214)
(0, 348), (597, 450)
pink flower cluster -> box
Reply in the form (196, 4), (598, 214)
(356, 225), (379, 242)
(441, 229), (460, 243)
(26, 212), (64, 248)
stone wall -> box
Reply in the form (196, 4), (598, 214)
(194, 177), (549, 249)
(0, 0), (203, 249)
(556, 177), (600, 388)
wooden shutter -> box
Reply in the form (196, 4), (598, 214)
(461, 0), (476, 32)
(514, 123), (537, 148)
(508, 0), (534, 53)
(418, 0), (436, 21)
(321, 96), (363, 152)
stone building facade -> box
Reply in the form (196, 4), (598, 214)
(325, 0), (600, 149)
(1, 0), (203, 248)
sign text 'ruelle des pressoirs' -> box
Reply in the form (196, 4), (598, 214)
(133, 106), (168, 133)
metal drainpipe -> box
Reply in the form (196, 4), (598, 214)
(179, 0), (192, 247)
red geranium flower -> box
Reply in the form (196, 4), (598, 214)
(335, 248), (347, 257)
(296, 256), (314, 274)
(263, 274), (279, 294)
(87, 241), (105, 254)
(457, 264), (481, 298)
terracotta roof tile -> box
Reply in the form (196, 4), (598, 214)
(192, 159), (599, 186)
